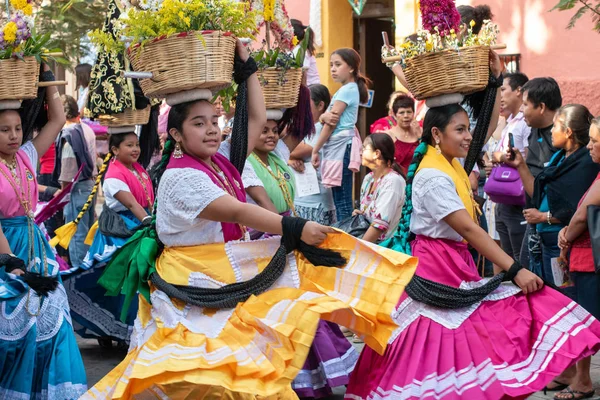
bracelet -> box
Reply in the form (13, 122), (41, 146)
(547, 211), (552, 225)
(142, 215), (152, 222)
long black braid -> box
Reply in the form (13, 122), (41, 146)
(462, 74), (503, 174)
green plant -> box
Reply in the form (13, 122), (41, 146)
(551, 0), (600, 31)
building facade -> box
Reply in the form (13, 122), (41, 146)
(285, 0), (600, 117)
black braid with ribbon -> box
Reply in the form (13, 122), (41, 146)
(150, 216), (345, 309)
(462, 74), (503, 174)
(229, 55), (258, 175)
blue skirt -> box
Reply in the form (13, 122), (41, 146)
(0, 216), (87, 399)
(64, 210), (140, 342)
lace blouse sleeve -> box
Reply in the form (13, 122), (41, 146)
(158, 168), (227, 225)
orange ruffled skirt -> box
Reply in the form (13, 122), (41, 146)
(81, 232), (416, 399)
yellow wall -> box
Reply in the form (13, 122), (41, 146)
(394, 0), (419, 91)
(315, 0), (354, 94)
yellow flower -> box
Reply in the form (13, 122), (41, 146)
(470, 20), (476, 28)
(449, 29), (455, 34)
(263, 0), (275, 22)
(23, 3), (33, 15)
(3, 22), (17, 44)
(292, 35), (299, 46)
(9, 0), (27, 11)
(425, 40), (433, 51)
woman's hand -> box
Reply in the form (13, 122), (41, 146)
(288, 158), (305, 173)
(301, 221), (334, 246)
(489, 50), (504, 79)
(236, 39), (249, 62)
(523, 208), (546, 224)
(558, 226), (570, 250)
(513, 268), (543, 294)
(311, 151), (320, 168)
(352, 209), (364, 216)
(320, 111), (339, 126)
(484, 160), (494, 176)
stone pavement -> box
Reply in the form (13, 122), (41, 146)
(79, 336), (600, 399)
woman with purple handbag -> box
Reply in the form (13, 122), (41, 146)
(483, 73), (530, 263)
(505, 104), (600, 284)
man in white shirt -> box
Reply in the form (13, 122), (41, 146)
(487, 72), (531, 261)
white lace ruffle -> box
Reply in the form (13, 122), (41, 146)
(0, 284), (73, 342)
(292, 345), (359, 390)
(389, 280), (522, 344)
(63, 270), (132, 341)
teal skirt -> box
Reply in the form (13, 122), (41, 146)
(0, 216), (87, 399)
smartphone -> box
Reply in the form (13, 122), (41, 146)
(382, 32), (390, 48)
(508, 132), (516, 160)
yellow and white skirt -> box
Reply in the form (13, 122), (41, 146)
(82, 232), (417, 399)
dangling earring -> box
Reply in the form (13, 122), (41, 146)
(435, 140), (442, 155)
(173, 142), (183, 159)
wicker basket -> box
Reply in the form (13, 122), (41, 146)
(258, 67), (303, 109)
(0, 57), (39, 100)
(403, 46), (490, 100)
(127, 31), (236, 98)
(98, 106), (151, 127)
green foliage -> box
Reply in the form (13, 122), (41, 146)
(35, 0), (108, 63)
(0, 31), (70, 65)
(551, 0), (600, 32)
(123, 0), (258, 46)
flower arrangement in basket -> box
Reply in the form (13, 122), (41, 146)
(381, 0), (500, 100)
(0, 0), (67, 103)
(110, 0), (257, 99)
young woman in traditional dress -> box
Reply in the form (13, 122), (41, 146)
(244, 119), (360, 398)
(345, 101), (600, 399)
(64, 131), (154, 348)
(0, 65), (87, 399)
(82, 41), (415, 400)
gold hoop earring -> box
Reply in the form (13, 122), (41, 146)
(435, 140), (442, 155)
(173, 142), (184, 159)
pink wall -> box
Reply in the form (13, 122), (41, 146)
(283, 0), (310, 25)
(460, 0), (600, 114)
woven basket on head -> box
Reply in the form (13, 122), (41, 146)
(403, 46), (490, 100)
(258, 67), (302, 109)
(98, 106), (151, 127)
(127, 31), (236, 98)
(0, 57), (39, 100)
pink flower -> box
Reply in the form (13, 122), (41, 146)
(420, 0), (461, 36)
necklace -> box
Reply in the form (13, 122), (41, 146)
(129, 167), (154, 213)
(251, 153), (298, 216)
(209, 160), (248, 237)
(0, 155), (46, 316)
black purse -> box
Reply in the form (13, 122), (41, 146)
(98, 204), (137, 238)
(332, 214), (371, 239)
(587, 205), (600, 274)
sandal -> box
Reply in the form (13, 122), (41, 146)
(544, 380), (570, 395)
(352, 334), (364, 344)
(553, 387), (595, 400)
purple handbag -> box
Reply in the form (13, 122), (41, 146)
(484, 164), (526, 205)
